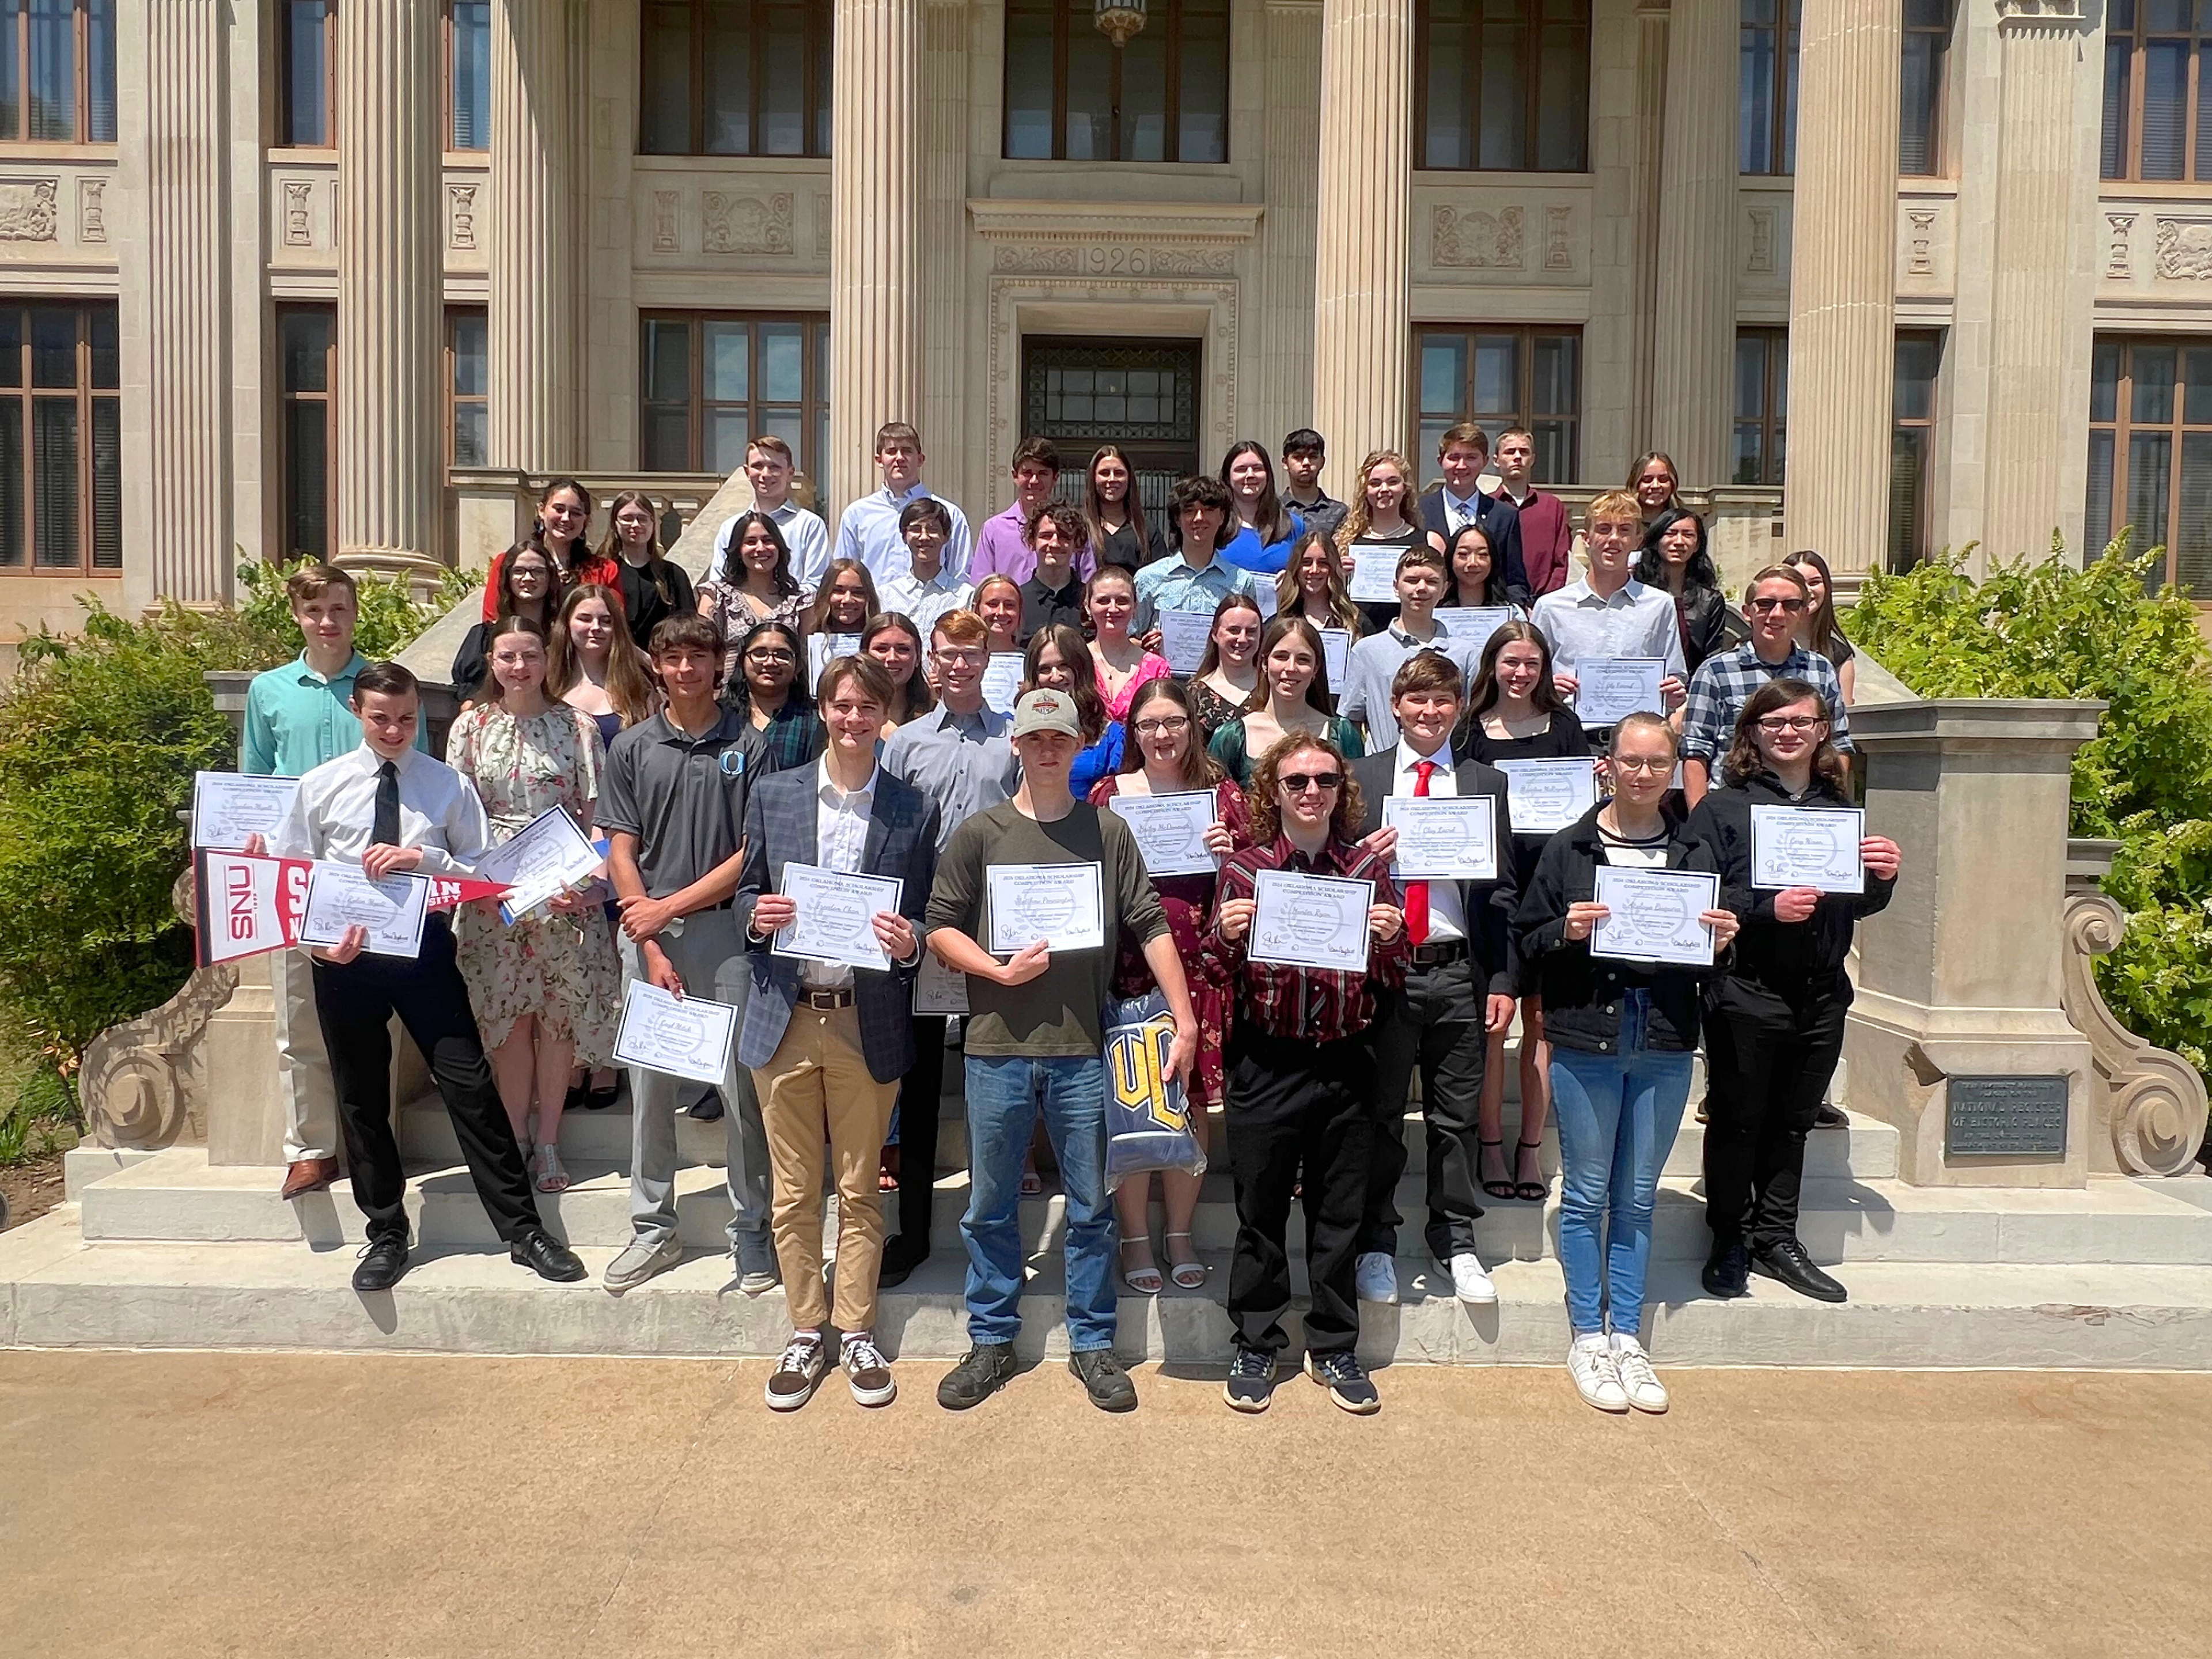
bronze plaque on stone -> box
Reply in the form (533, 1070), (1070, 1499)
(1945, 1074), (2069, 1158)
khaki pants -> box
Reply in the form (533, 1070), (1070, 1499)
(274, 946), (340, 1164)
(752, 1001), (899, 1334)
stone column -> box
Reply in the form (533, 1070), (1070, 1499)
(920, 0), (968, 498)
(1258, 0), (1324, 452)
(1625, 1), (1671, 455)
(1309, 0), (1412, 463)
(1981, 2), (2091, 563)
(829, 0), (923, 517)
(334, 1), (442, 572)
(1786, 1), (1901, 586)
(1649, 0), (1737, 488)
(142, 0), (231, 604)
(488, 0), (582, 472)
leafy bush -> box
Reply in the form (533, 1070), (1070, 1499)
(1850, 536), (2212, 1080)
(236, 556), (478, 658)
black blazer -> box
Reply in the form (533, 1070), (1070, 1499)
(1418, 487), (1532, 607)
(1349, 745), (1517, 997)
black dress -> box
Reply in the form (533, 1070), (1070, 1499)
(1093, 517), (1170, 570)
(1456, 705), (1593, 895)
(617, 557), (697, 652)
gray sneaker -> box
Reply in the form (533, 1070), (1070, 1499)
(734, 1230), (780, 1296)
(603, 1235), (681, 1294)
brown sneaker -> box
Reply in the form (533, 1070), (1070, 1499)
(281, 1158), (339, 1200)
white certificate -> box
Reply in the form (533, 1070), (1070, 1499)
(1751, 805), (1866, 895)
(473, 805), (604, 921)
(1157, 608), (1215, 675)
(808, 632), (863, 685)
(1381, 795), (1499, 881)
(612, 979), (738, 1086)
(1252, 581), (1279, 620)
(1347, 547), (1401, 603)
(1590, 866), (1721, 968)
(771, 862), (903, 972)
(1249, 868), (1374, 973)
(298, 863), (429, 958)
(986, 861), (1105, 953)
(1497, 757), (1599, 834)
(1434, 606), (1514, 656)
(1107, 789), (1218, 878)
(980, 652), (1026, 714)
(914, 948), (969, 1015)
(1317, 627), (1353, 689)
(1572, 657), (1666, 726)
(191, 771), (300, 852)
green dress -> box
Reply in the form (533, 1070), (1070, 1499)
(1206, 713), (1365, 786)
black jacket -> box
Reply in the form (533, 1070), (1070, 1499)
(1513, 803), (1725, 1055)
(1687, 769), (1895, 1002)
(1348, 747), (1517, 997)
(1674, 582), (1746, 676)
(1417, 487), (1532, 608)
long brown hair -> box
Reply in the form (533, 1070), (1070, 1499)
(804, 557), (881, 638)
(1194, 591), (1266, 680)
(1784, 548), (1851, 668)
(479, 615), (550, 706)
(597, 490), (674, 604)
(528, 476), (596, 577)
(1722, 677), (1851, 796)
(550, 582), (656, 727)
(1243, 613), (1335, 717)
(1274, 529), (1362, 632)
(1335, 449), (1421, 550)
(1465, 620), (1567, 719)
(1221, 440), (1296, 546)
(861, 610), (937, 724)
(1020, 623), (1107, 743)
(1082, 444), (1152, 555)
(1247, 729), (1362, 846)
(718, 509), (801, 597)
(1117, 676), (1223, 791)
(491, 543), (560, 627)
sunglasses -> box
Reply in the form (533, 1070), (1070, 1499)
(1748, 597), (1807, 613)
(1279, 771), (1343, 794)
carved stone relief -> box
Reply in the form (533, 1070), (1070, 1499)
(447, 183), (478, 251)
(1745, 207), (1776, 274)
(0, 177), (58, 241)
(652, 190), (680, 252)
(1544, 206), (1572, 271)
(80, 872), (233, 1152)
(2104, 212), (2135, 279)
(816, 191), (831, 257)
(78, 176), (105, 244)
(282, 179), (313, 247)
(2154, 217), (2212, 281)
(1907, 209), (1936, 276)
(2061, 889), (2209, 1175)
(1431, 204), (1524, 270)
(703, 190), (793, 255)
(991, 244), (1232, 276)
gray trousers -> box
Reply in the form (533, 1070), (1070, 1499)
(621, 910), (771, 1248)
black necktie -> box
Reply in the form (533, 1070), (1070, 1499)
(372, 760), (401, 848)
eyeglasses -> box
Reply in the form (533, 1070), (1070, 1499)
(744, 649), (796, 665)
(1748, 597), (1807, 613)
(934, 649), (985, 667)
(1133, 717), (1191, 737)
(1609, 756), (1673, 775)
(1755, 715), (1824, 733)
(1279, 772), (1343, 793)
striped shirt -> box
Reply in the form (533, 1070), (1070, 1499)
(1198, 834), (1409, 1043)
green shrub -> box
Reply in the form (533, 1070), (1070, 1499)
(236, 556), (477, 659)
(1850, 537), (2212, 1082)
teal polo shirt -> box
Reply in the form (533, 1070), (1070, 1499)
(240, 651), (430, 778)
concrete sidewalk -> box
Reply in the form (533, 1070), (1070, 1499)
(2, 1351), (2206, 1658)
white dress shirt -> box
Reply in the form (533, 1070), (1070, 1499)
(715, 499), (831, 592)
(801, 757), (878, 989)
(877, 565), (975, 639)
(271, 744), (493, 874)
(832, 484), (975, 588)
(1438, 489), (1488, 535)
(1389, 740), (1467, 944)
(1529, 575), (1688, 683)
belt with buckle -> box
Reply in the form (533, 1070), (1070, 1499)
(1408, 940), (1468, 967)
(801, 987), (855, 1010)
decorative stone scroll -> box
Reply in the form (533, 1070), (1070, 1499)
(80, 872), (235, 1151)
(703, 191), (793, 255)
(0, 177), (58, 241)
(1430, 204), (1524, 270)
(78, 176), (105, 243)
(2154, 217), (2212, 282)
(2059, 888), (2210, 1176)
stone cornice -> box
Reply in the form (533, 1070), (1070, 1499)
(966, 199), (1265, 245)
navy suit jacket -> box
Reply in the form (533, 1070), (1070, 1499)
(732, 764), (940, 1082)
(1418, 486), (1532, 608)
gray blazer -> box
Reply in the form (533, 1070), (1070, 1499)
(732, 764), (940, 1082)
(1349, 745), (1517, 997)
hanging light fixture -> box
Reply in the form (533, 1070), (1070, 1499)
(1094, 0), (1146, 47)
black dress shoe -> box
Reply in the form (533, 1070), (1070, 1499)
(1702, 1239), (1751, 1298)
(511, 1229), (588, 1283)
(1751, 1237), (1847, 1304)
(1813, 1103), (1849, 1130)
(686, 1093), (725, 1122)
(877, 1238), (927, 1289)
(584, 1081), (621, 1111)
(353, 1236), (410, 1292)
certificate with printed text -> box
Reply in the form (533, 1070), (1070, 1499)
(980, 653), (1025, 714)
(1571, 657), (1666, 727)
(1434, 607), (1514, 656)
(987, 861), (1105, 953)
(1249, 868), (1374, 973)
(1382, 795), (1499, 881)
(771, 863), (903, 972)
(1750, 805), (1865, 895)
(1497, 758), (1599, 834)
(1107, 790), (1219, 878)
(191, 772), (300, 852)
(914, 949), (970, 1015)
(612, 980), (738, 1085)
(1347, 548), (1401, 603)
(473, 805), (603, 922)
(1157, 609), (1215, 675)
(1317, 627), (1353, 690)
(298, 864), (429, 958)
(1590, 866), (1719, 968)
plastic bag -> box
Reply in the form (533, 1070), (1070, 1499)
(1102, 990), (1206, 1194)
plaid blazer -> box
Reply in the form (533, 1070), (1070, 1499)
(732, 763), (940, 1081)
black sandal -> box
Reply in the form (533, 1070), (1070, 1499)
(1513, 1137), (1548, 1203)
(1479, 1138), (1515, 1201)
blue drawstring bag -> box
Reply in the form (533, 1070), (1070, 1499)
(1102, 990), (1206, 1194)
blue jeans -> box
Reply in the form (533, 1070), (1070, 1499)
(1549, 990), (1695, 1339)
(960, 1054), (1117, 1353)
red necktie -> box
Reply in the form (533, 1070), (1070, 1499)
(1405, 759), (1434, 946)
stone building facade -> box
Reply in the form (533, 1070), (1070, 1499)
(0, 0), (2203, 667)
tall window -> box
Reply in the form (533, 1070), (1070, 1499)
(2086, 338), (2212, 597)
(1733, 328), (1788, 486)
(639, 313), (830, 481)
(0, 302), (119, 574)
(447, 308), (487, 468)
(1412, 326), (1582, 483)
(2101, 1), (2212, 181)
(447, 1), (491, 151)
(1739, 0), (1798, 176)
(277, 0), (334, 147)
(1889, 331), (1941, 572)
(0, 0), (116, 142)
(1003, 0), (1230, 163)
(639, 0), (832, 157)
(1416, 0), (1590, 172)
(278, 305), (335, 563)
(1899, 0), (1949, 176)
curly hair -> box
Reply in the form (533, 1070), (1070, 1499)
(1167, 474), (1236, 555)
(1246, 728), (1363, 846)
(1721, 677), (1851, 796)
(1024, 500), (1087, 554)
(1334, 449), (1421, 551)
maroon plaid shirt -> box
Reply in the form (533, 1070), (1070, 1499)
(1198, 834), (1408, 1043)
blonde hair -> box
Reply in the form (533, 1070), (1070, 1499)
(1335, 449), (1421, 551)
(1586, 490), (1641, 527)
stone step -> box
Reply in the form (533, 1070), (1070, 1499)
(75, 1146), (2212, 1268)
(9, 1207), (2212, 1370)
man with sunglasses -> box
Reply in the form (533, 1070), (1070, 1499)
(1678, 566), (1853, 809)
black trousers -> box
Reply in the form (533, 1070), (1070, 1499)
(1225, 1026), (1375, 1357)
(1702, 980), (1850, 1252)
(891, 1014), (947, 1254)
(1359, 956), (1489, 1259)
(310, 916), (542, 1248)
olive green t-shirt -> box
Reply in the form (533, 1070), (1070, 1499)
(925, 800), (1169, 1057)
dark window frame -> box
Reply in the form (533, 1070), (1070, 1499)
(1739, 0), (1799, 177)
(1001, 0), (1232, 164)
(1411, 323), (1584, 485)
(275, 301), (336, 565)
(637, 309), (832, 481)
(1889, 328), (1942, 572)
(638, 0), (833, 159)
(0, 0), (117, 144)
(446, 305), (487, 469)
(1899, 0), (1950, 177)
(0, 300), (121, 575)
(2100, 0), (2212, 182)
(1412, 0), (1592, 174)
(445, 0), (491, 152)
(1732, 327), (1789, 487)
(275, 0), (336, 149)
(2085, 334), (2212, 597)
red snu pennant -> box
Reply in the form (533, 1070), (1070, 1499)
(191, 850), (507, 968)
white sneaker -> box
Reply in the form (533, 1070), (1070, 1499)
(1567, 1332), (1630, 1412)
(1435, 1249), (1498, 1305)
(1354, 1252), (1399, 1305)
(1610, 1333), (1669, 1414)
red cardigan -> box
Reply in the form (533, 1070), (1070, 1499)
(1506, 490), (1573, 597)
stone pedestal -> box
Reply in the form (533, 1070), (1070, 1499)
(202, 952), (288, 1167)
(1649, 0), (1736, 488)
(1846, 699), (2104, 1187)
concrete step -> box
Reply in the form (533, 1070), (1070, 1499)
(75, 1146), (2212, 1270)
(9, 1206), (2212, 1369)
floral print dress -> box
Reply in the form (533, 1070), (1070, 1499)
(448, 702), (622, 1065)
